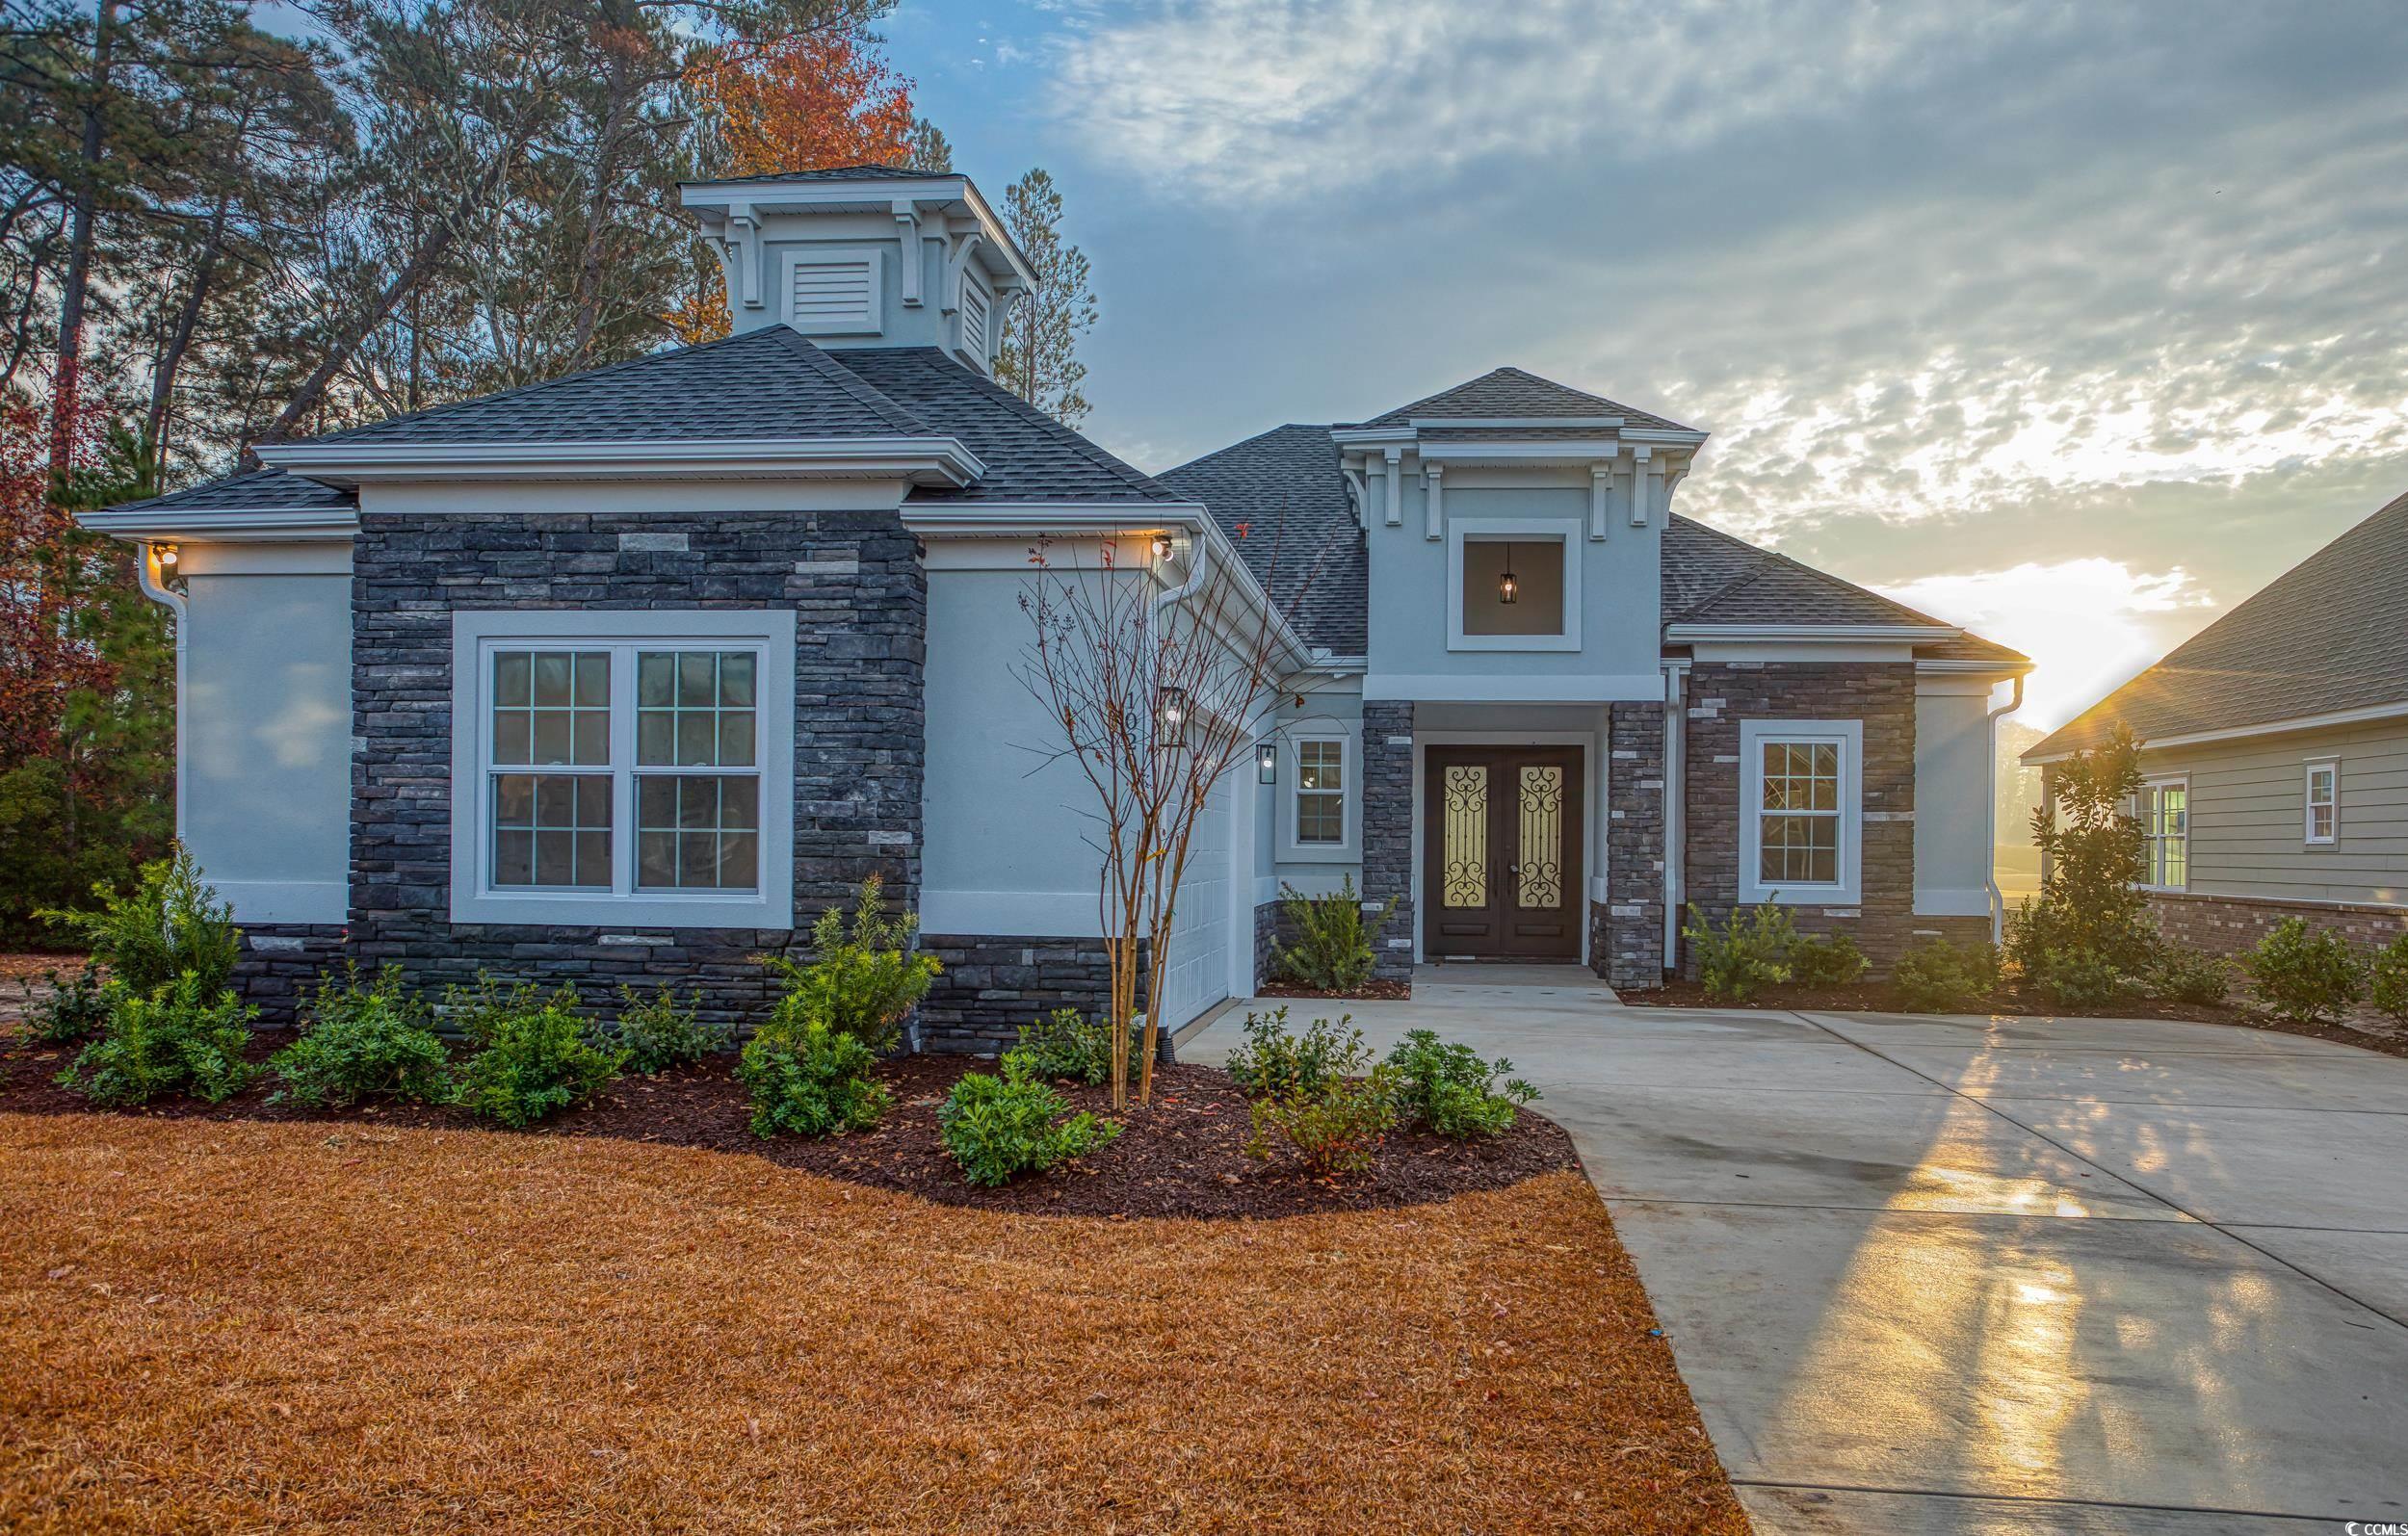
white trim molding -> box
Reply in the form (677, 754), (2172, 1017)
(255, 435), (986, 489)
(1446, 516), (1584, 653)
(77, 506), (359, 542)
(1739, 718), (1864, 906)
(2138, 775), (2190, 893)
(1363, 673), (1663, 703)
(2026, 699), (2408, 764)
(447, 609), (798, 927)
(1667, 622), (1960, 644)
(1280, 722), (1361, 861)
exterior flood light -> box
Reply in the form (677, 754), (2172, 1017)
(1258, 741), (1277, 784)
(1498, 541), (1520, 605)
(154, 542), (180, 574)
(1150, 534), (1174, 561)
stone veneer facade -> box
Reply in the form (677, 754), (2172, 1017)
(916, 935), (1150, 1055)
(1681, 662), (1942, 975)
(1360, 700), (1418, 986)
(2148, 890), (2408, 959)
(232, 509), (926, 1029)
(1599, 702), (1668, 989)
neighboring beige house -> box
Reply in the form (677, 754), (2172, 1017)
(2024, 489), (2408, 956)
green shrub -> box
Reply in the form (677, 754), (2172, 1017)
(938, 1050), (1120, 1186)
(1222, 1005), (1373, 1099)
(2009, 725), (2161, 977)
(39, 846), (240, 996)
(2030, 947), (2129, 1011)
(2149, 948), (2233, 1007)
(24, 962), (110, 1044)
(268, 964), (451, 1109)
(56, 974), (257, 1106)
(757, 875), (940, 1054)
(2371, 934), (2408, 1025)
(737, 1019), (890, 1138)
(601, 983), (730, 1074)
(1891, 937), (2001, 1013)
(2243, 917), (2368, 1025)
(1787, 931), (1868, 988)
(1383, 1028), (1537, 1138)
(447, 978), (627, 1128)
(1244, 1065), (1401, 1176)
(1683, 903), (1794, 1002)
(1269, 875), (1395, 992)
(1012, 1007), (1140, 1086)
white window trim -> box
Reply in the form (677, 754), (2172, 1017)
(1446, 517), (1583, 653)
(1738, 718), (1863, 905)
(1280, 725), (1361, 861)
(781, 246), (883, 335)
(2304, 757), (2339, 846)
(2139, 774), (2189, 893)
(448, 610), (796, 926)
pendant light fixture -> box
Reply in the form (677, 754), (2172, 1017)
(1498, 541), (1520, 605)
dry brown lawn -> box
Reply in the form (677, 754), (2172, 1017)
(0, 1111), (1743, 1534)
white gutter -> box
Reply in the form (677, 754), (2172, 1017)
(77, 507), (359, 542)
(1985, 672), (2027, 944)
(134, 544), (189, 845)
(2023, 697), (2408, 765)
(255, 435), (988, 489)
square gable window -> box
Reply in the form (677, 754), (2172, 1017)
(1447, 520), (1582, 651)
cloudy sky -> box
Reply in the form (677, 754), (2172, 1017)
(886, 0), (2408, 725)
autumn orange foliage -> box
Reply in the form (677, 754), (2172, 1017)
(674, 31), (920, 344)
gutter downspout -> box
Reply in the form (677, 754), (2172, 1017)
(1662, 662), (1688, 972)
(135, 542), (189, 845)
(1985, 672), (2027, 945)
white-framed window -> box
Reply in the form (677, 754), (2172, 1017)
(449, 611), (796, 926)
(2140, 777), (2188, 890)
(1280, 726), (1359, 858)
(1739, 719), (1862, 905)
(1446, 518), (1583, 652)
(2304, 758), (2339, 846)
(782, 247), (881, 334)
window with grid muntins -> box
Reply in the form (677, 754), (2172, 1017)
(1757, 739), (1841, 886)
(635, 650), (760, 891)
(2306, 762), (2337, 845)
(2144, 781), (2187, 888)
(1296, 740), (1345, 845)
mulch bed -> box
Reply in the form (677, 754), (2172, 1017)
(1250, 978), (1413, 1002)
(1628, 977), (2408, 1058)
(0, 1028), (1579, 1219)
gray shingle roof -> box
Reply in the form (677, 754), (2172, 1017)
(1355, 367), (1697, 433)
(298, 326), (935, 446)
(1158, 426), (1368, 655)
(684, 165), (957, 186)
(1660, 516), (2024, 665)
(2027, 488), (2408, 760)
(101, 468), (355, 516)
(824, 348), (1189, 506)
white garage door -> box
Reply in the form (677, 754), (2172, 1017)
(1155, 775), (1233, 1029)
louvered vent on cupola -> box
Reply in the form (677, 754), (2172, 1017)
(958, 278), (990, 361)
(784, 251), (880, 335)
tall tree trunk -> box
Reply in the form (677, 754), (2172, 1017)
(144, 190), (233, 475)
(566, 55), (635, 366)
(49, 0), (117, 482)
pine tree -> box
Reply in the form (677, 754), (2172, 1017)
(996, 168), (1096, 428)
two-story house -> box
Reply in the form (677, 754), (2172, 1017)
(80, 164), (2029, 1049)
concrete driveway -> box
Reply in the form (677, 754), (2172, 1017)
(1184, 966), (2408, 1533)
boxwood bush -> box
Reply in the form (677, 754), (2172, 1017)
(268, 964), (451, 1109)
(56, 973), (257, 1106)
(938, 1049), (1119, 1186)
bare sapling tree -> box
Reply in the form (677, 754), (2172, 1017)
(1018, 519), (1317, 1108)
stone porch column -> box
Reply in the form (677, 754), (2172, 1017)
(1361, 700), (1417, 985)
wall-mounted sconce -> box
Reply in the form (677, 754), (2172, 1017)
(1257, 741), (1277, 785)
(1155, 686), (1189, 733)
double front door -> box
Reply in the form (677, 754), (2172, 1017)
(1422, 747), (1584, 960)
